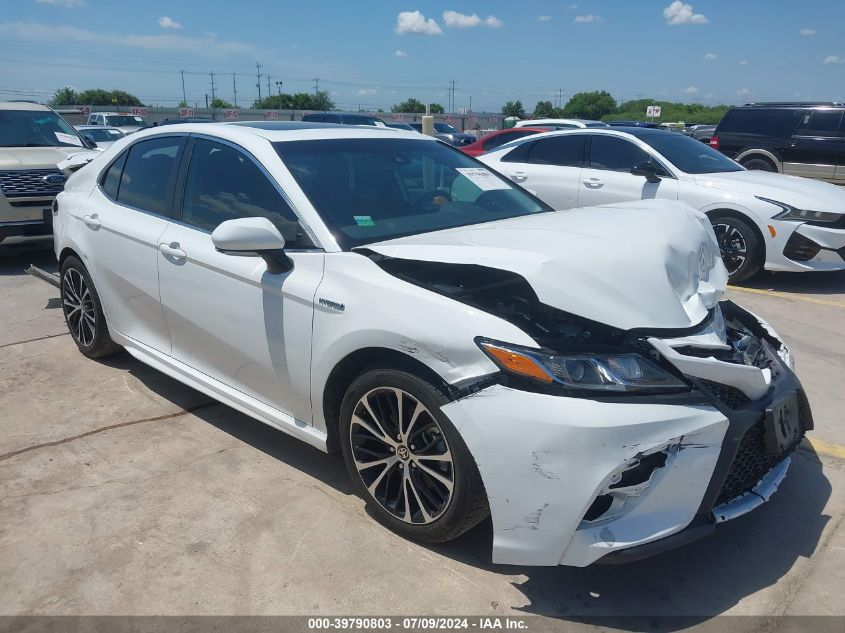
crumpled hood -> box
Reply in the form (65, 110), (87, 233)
(693, 170), (845, 214)
(0, 146), (91, 170)
(365, 199), (728, 331)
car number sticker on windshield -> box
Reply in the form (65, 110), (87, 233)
(107, 129), (121, 136)
(353, 215), (375, 227)
(55, 132), (82, 147)
(455, 167), (509, 191)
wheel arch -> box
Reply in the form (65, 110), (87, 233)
(321, 347), (457, 454)
(705, 207), (768, 269)
(734, 149), (783, 173)
(58, 246), (82, 267)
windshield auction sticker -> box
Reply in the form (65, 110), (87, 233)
(55, 132), (82, 147)
(455, 168), (510, 191)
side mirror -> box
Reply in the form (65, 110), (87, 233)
(630, 161), (661, 183)
(83, 134), (98, 149)
(211, 217), (292, 274)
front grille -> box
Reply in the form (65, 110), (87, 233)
(0, 169), (65, 198)
(699, 379), (750, 409)
(715, 393), (807, 506)
(783, 232), (822, 261)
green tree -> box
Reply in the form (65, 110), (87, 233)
(209, 97), (234, 109)
(74, 88), (144, 107)
(562, 91), (617, 120)
(533, 100), (556, 118)
(109, 90), (144, 107)
(178, 99), (189, 108)
(311, 90), (335, 111)
(49, 86), (78, 106)
(428, 103), (445, 114)
(392, 97), (425, 113)
(501, 100), (525, 118)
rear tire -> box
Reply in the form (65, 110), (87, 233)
(741, 157), (777, 172)
(710, 215), (764, 283)
(60, 256), (121, 358)
(339, 366), (488, 543)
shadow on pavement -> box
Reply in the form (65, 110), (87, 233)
(0, 246), (57, 276)
(738, 269), (845, 296)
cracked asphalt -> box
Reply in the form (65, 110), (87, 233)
(1, 248), (844, 627)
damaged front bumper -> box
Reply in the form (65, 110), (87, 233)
(443, 301), (812, 567)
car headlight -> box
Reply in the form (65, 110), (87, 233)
(477, 339), (689, 394)
(756, 196), (842, 224)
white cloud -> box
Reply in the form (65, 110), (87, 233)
(800, 28), (816, 36)
(663, 2), (709, 26)
(739, 59), (749, 66)
(704, 52), (717, 60)
(395, 49), (407, 58)
(35, 0), (87, 7)
(395, 11), (442, 36)
(737, 88), (751, 97)
(824, 55), (845, 65)
(357, 88), (377, 96)
(442, 11), (502, 29)
(0, 21), (254, 56)
(537, 15), (552, 22)
(683, 85), (699, 94)
(158, 16), (182, 30)
(574, 14), (603, 23)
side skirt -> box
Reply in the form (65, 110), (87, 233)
(112, 331), (329, 452)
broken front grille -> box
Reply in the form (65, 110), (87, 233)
(0, 169), (65, 198)
(714, 391), (808, 506)
(699, 379), (750, 409)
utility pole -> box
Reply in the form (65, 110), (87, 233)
(180, 70), (186, 104)
(205, 93), (208, 109)
(314, 77), (320, 95)
(557, 86), (563, 109)
(232, 72), (237, 107)
(266, 74), (271, 102)
(468, 95), (472, 114)
(449, 78), (456, 114)
(210, 71), (216, 103)
(256, 62), (263, 101)
(276, 80), (283, 109)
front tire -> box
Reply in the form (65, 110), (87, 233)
(741, 157), (777, 172)
(60, 255), (121, 358)
(710, 215), (764, 283)
(339, 367), (488, 543)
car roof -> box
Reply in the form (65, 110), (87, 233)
(0, 101), (50, 111)
(75, 124), (122, 130)
(303, 111), (384, 118)
(129, 121), (425, 144)
(489, 126), (678, 153)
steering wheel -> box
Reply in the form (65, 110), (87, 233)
(474, 190), (512, 213)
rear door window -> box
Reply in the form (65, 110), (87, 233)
(117, 136), (184, 215)
(795, 109), (844, 137)
(527, 135), (587, 167)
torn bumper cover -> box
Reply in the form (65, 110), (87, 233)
(443, 301), (812, 567)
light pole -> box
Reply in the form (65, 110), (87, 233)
(275, 81), (283, 110)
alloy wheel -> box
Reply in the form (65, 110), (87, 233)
(713, 222), (748, 275)
(62, 267), (96, 347)
(349, 387), (454, 524)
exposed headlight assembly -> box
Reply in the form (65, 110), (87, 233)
(756, 196), (842, 224)
(477, 339), (689, 394)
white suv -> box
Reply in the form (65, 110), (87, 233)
(86, 112), (148, 135)
(53, 122), (811, 566)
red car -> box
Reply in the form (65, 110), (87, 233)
(460, 127), (548, 157)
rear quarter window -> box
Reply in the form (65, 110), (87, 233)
(718, 109), (804, 137)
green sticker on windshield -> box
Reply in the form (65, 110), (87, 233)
(353, 215), (375, 227)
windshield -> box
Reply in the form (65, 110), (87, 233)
(434, 123), (460, 134)
(585, 122), (610, 128)
(276, 138), (550, 250)
(105, 115), (146, 127)
(0, 109), (84, 148)
(81, 127), (124, 142)
(639, 132), (743, 174)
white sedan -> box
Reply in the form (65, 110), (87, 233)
(53, 123), (811, 566)
(480, 127), (845, 281)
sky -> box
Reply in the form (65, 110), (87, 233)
(0, 0), (843, 113)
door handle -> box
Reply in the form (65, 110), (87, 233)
(82, 214), (101, 229)
(511, 171), (528, 181)
(159, 242), (187, 261)
(583, 178), (604, 188)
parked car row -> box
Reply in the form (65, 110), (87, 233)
(50, 120), (811, 568)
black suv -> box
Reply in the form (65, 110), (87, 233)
(711, 102), (844, 184)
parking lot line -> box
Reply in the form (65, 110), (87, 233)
(804, 436), (845, 461)
(727, 285), (845, 309)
